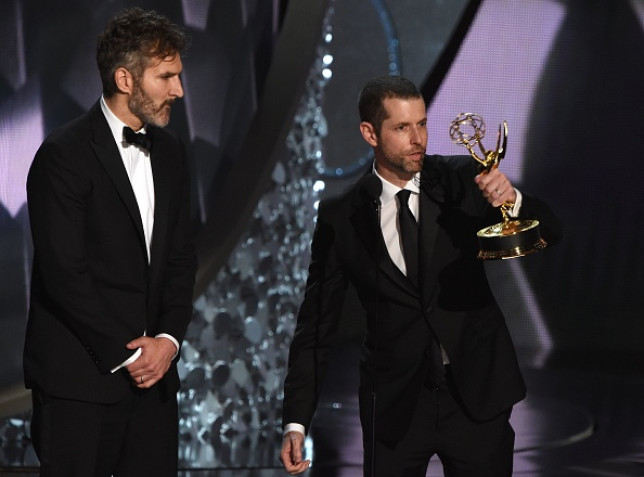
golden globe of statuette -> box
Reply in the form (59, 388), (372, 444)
(449, 113), (547, 259)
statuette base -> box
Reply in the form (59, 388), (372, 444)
(477, 219), (547, 260)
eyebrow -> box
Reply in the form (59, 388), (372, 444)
(393, 118), (426, 126)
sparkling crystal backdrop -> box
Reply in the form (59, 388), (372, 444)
(177, 5), (335, 468)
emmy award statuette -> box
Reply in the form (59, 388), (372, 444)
(449, 113), (547, 259)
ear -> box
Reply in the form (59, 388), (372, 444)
(114, 67), (134, 95)
(360, 121), (379, 147)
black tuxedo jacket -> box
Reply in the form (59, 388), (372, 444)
(24, 101), (196, 403)
(282, 154), (562, 445)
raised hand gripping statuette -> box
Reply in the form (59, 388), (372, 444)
(449, 113), (547, 259)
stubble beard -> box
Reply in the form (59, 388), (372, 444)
(129, 83), (173, 128)
(383, 148), (424, 176)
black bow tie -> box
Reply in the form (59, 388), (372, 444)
(123, 126), (152, 151)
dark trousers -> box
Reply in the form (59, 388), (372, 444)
(30, 385), (178, 477)
(363, 371), (515, 477)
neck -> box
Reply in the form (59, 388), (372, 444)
(374, 164), (414, 189)
(104, 93), (144, 131)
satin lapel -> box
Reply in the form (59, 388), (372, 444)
(148, 128), (169, 272)
(89, 104), (146, 250)
(351, 198), (417, 298)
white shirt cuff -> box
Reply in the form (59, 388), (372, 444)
(284, 423), (306, 436)
(508, 188), (523, 217)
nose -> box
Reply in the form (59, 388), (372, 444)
(410, 126), (423, 144)
(171, 76), (184, 98)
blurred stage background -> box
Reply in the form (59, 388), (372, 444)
(1, 0), (643, 475)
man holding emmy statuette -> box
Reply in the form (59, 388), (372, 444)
(280, 75), (562, 476)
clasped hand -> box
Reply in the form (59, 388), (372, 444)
(126, 336), (176, 389)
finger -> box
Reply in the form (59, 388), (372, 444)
(134, 375), (159, 389)
(280, 444), (298, 471)
(484, 170), (502, 187)
(487, 190), (503, 207)
(483, 167), (502, 182)
(127, 339), (145, 350)
(490, 181), (514, 204)
(476, 174), (497, 194)
(484, 177), (506, 200)
(287, 432), (306, 461)
(127, 359), (151, 375)
(280, 454), (310, 475)
(491, 185), (505, 200)
(287, 461), (310, 474)
(280, 440), (295, 464)
(474, 172), (489, 187)
(127, 336), (154, 350)
(129, 361), (170, 385)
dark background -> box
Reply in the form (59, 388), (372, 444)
(0, 0), (643, 453)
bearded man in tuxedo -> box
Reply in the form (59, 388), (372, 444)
(25, 8), (196, 476)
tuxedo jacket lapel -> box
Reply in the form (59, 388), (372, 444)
(418, 168), (445, 308)
(88, 103), (148, 259)
(148, 128), (171, 272)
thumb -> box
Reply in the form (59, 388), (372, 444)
(126, 337), (146, 349)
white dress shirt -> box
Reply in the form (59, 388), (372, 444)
(376, 171), (420, 277)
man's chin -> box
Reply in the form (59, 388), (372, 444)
(153, 119), (170, 128)
(406, 159), (423, 173)
(149, 113), (170, 128)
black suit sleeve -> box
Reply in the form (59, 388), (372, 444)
(27, 141), (135, 371)
(282, 202), (348, 432)
(441, 155), (563, 247)
(517, 191), (563, 247)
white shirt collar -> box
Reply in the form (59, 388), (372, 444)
(373, 167), (421, 206)
(100, 95), (147, 146)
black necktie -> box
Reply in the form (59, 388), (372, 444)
(123, 126), (152, 151)
(397, 190), (445, 385)
(397, 189), (418, 287)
